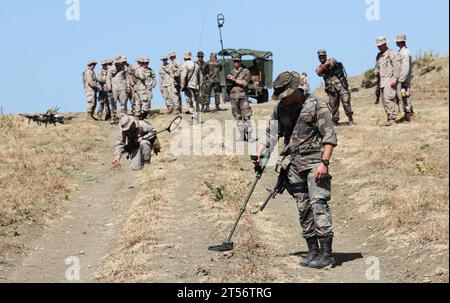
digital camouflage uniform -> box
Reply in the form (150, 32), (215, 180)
(114, 117), (157, 171)
(316, 55), (353, 124)
(159, 59), (179, 112)
(107, 56), (130, 116)
(206, 58), (223, 110)
(106, 61), (118, 122)
(228, 66), (253, 134)
(170, 52), (183, 109)
(145, 65), (157, 110)
(375, 47), (401, 122)
(129, 62), (151, 118)
(262, 93), (337, 240)
(396, 39), (414, 117)
(96, 61), (111, 120)
(83, 61), (98, 115)
(196, 59), (210, 111)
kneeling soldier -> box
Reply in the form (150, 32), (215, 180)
(112, 115), (161, 171)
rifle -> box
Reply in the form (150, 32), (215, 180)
(375, 75), (381, 105)
(259, 167), (289, 212)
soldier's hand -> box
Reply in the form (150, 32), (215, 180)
(315, 163), (329, 181)
(390, 79), (397, 87)
(112, 159), (120, 166)
(227, 75), (235, 81)
(373, 69), (380, 76)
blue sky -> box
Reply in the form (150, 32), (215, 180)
(0, 0), (448, 114)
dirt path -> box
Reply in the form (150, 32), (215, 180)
(5, 124), (139, 283)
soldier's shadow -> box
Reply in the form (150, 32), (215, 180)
(288, 251), (364, 267)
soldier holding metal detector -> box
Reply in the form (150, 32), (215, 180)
(255, 72), (338, 269)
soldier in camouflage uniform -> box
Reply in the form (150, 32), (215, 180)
(144, 58), (157, 113)
(105, 59), (119, 124)
(170, 51), (183, 110)
(254, 71), (338, 269)
(83, 60), (99, 120)
(196, 51), (210, 112)
(395, 34), (414, 122)
(96, 60), (112, 121)
(206, 53), (223, 112)
(316, 49), (354, 126)
(226, 54), (253, 141)
(374, 36), (401, 126)
(159, 56), (180, 114)
(107, 55), (130, 116)
(128, 58), (152, 120)
(180, 51), (201, 121)
(112, 115), (160, 171)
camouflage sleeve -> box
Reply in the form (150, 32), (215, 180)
(328, 58), (337, 68)
(316, 101), (337, 146)
(398, 50), (411, 83)
(87, 70), (97, 89)
(141, 122), (157, 140)
(390, 50), (401, 80)
(97, 71), (106, 84)
(149, 70), (157, 89)
(180, 64), (187, 88)
(240, 68), (251, 88)
(106, 68), (113, 90)
(135, 67), (150, 81)
(259, 105), (280, 152)
(114, 132), (126, 158)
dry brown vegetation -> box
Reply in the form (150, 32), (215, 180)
(0, 114), (109, 263)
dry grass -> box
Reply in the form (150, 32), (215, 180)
(0, 114), (108, 259)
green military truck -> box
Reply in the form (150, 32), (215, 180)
(218, 49), (273, 103)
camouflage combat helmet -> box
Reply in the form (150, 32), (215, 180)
(272, 71), (301, 100)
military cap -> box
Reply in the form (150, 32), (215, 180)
(106, 59), (114, 64)
(114, 55), (127, 63)
(137, 57), (150, 63)
(87, 60), (97, 66)
(119, 115), (136, 132)
(376, 36), (388, 46)
(210, 52), (217, 57)
(161, 55), (169, 61)
(197, 51), (205, 57)
(317, 49), (327, 56)
(396, 34), (407, 43)
(272, 71), (301, 100)
(183, 51), (192, 59)
(101, 59), (109, 65)
(169, 51), (177, 57)
(232, 54), (242, 61)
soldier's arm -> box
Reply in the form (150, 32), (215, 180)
(180, 65), (187, 88)
(398, 50), (410, 83)
(140, 122), (157, 140)
(114, 133), (126, 160)
(234, 69), (250, 88)
(258, 106), (281, 154)
(317, 102), (338, 148)
(87, 71), (98, 89)
(390, 51), (401, 80)
(106, 69), (113, 90)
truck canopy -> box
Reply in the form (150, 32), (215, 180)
(218, 49), (273, 60)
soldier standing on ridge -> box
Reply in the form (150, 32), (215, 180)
(226, 54), (253, 141)
(106, 59), (119, 124)
(254, 71), (338, 269)
(107, 55), (130, 116)
(160, 56), (180, 114)
(395, 34), (414, 122)
(145, 58), (157, 114)
(96, 59), (111, 121)
(128, 58), (151, 120)
(316, 49), (354, 126)
(196, 51), (210, 112)
(206, 53), (223, 112)
(180, 51), (201, 121)
(169, 51), (183, 110)
(83, 60), (99, 120)
(374, 36), (401, 126)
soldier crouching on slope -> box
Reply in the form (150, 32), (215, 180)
(253, 71), (338, 269)
(112, 115), (161, 171)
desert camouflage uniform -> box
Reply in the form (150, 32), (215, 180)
(171, 58), (183, 108)
(159, 63), (179, 111)
(83, 68), (98, 114)
(96, 64), (111, 120)
(114, 120), (157, 171)
(317, 58), (353, 124)
(145, 67), (157, 110)
(375, 49), (401, 121)
(206, 60), (223, 109)
(107, 62), (129, 115)
(396, 46), (413, 114)
(129, 65), (151, 118)
(261, 93), (337, 239)
(106, 63), (118, 120)
(180, 60), (201, 115)
(228, 67), (253, 133)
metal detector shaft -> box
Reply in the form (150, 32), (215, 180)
(224, 174), (261, 244)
